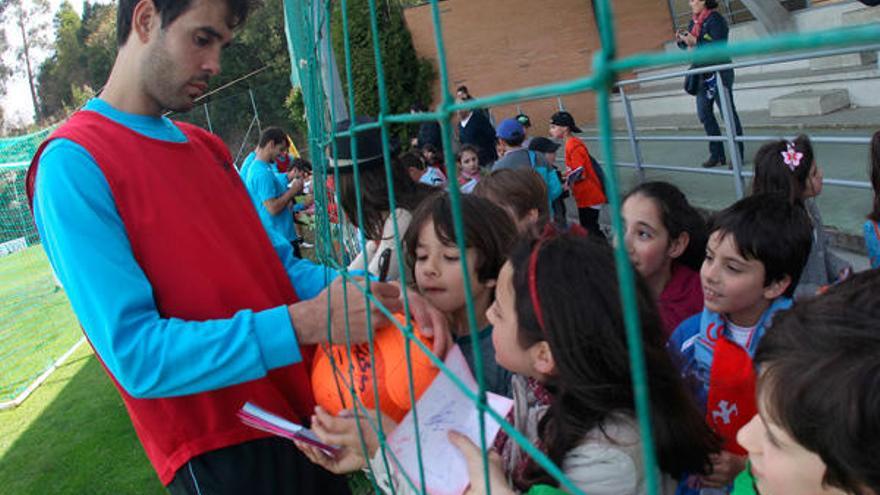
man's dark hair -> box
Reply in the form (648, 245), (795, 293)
(117, 0), (255, 46)
(708, 192), (812, 298)
(289, 158), (312, 173)
(258, 127), (287, 148)
(704, 0), (720, 8)
(403, 191), (516, 286)
(755, 268), (880, 494)
(456, 85), (469, 96)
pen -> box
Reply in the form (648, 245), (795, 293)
(377, 248), (392, 282)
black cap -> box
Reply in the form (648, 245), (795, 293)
(329, 116), (385, 170)
(515, 113), (531, 128)
(528, 136), (561, 154)
(550, 111), (582, 134)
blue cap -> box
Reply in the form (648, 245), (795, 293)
(496, 118), (525, 141)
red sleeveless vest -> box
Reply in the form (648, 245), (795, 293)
(27, 111), (316, 484)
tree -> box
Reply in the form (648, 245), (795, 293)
(36, 1), (115, 121)
(331, 0), (435, 143)
(3, 0), (51, 123)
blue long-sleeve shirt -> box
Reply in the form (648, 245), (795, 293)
(33, 98), (336, 399)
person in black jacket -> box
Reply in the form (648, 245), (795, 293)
(456, 90), (498, 166)
(410, 102), (442, 150)
(677, 0), (744, 169)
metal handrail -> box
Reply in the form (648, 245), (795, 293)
(567, 40), (880, 196)
(581, 135), (873, 145)
(614, 43), (880, 87)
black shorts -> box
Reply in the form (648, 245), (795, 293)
(166, 437), (352, 495)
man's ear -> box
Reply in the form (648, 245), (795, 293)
(667, 231), (690, 260)
(530, 341), (555, 376)
(132, 0), (159, 44)
(763, 274), (792, 300)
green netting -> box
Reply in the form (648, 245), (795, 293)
(0, 127), (82, 405)
(281, 0), (880, 494)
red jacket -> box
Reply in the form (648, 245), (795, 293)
(564, 136), (606, 208)
(27, 111), (315, 484)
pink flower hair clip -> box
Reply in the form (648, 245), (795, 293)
(781, 142), (803, 171)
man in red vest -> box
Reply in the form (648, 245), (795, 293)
(26, 0), (447, 493)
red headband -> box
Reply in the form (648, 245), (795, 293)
(526, 223), (588, 332)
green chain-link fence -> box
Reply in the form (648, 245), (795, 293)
(0, 128), (83, 407)
(281, 0), (880, 494)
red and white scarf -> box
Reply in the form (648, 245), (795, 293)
(690, 8), (713, 38)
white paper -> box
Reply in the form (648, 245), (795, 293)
(385, 345), (514, 495)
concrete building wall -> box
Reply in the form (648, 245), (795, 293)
(403, 0), (673, 137)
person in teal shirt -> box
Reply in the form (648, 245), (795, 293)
(243, 127), (303, 254)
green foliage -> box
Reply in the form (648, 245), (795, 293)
(331, 0), (435, 142)
(285, 87), (309, 146)
(36, 1), (116, 122)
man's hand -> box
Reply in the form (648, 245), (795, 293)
(402, 285), (452, 360)
(288, 177), (304, 194)
(700, 451), (747, 488)
(448, 431), (514, 495)
(290, 277), (402, 345)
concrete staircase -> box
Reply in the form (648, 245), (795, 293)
(611, 1), (880, 120)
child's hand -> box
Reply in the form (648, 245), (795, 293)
(700, 451), (747, 488)
(295, 406), (398, 473)
(448, 431), (514, 495)
(311, 406), (397, 457)
(294, 440), (365, 474)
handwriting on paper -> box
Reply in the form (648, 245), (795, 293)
(385, 345), (514, 495)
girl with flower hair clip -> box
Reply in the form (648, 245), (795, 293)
(751, 134), (851, 298)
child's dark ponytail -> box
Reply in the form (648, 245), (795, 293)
(752, 134), (814, 204)
(624, 181), (708, 271)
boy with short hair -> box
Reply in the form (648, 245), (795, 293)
(669, 193), (813, 492)
(548, 111), (605, 237)
(737, 267), (880, 495)
(734, 268), (880, 495)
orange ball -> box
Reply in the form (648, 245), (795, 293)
(311, 313), (438, 422)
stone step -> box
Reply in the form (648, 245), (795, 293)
(810, 51), (878, 71)
(769, 89), (851, 117)
(634, 51), (876, 90)
(613, 65), (879, 118)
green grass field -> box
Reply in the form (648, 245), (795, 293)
(0, 345), (164, 494)
(0, 244), (161, 492)
(0, 245), (82, 402)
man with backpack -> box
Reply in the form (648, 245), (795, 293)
(491, 118), (562, 218)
